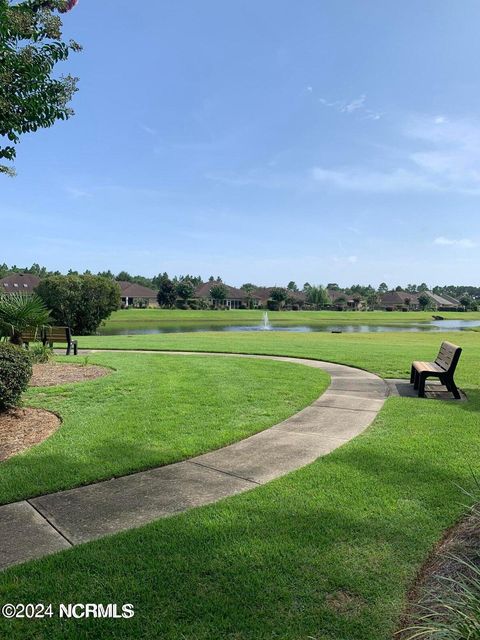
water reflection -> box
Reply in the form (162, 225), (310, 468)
(99, 319), (480, 336)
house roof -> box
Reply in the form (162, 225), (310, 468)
(194, 283), (307, 302)
(0, 273), (41, 293)
(425, 291), (459, 307)
(327, 289), (362, 303)
(439, 293), (461, 305)
(117, 281), (158, 298)
(380, 291), (420, 306)
(195, 282), (249, 300)
(251, 287), (306, 303)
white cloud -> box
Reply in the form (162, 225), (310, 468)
(334, 255), (358, 265)
(311, 114), (480, 194)
(433, 236), (477, 248)
(65, 187), (91, 199)
(318, 94), (382, 121)
(340, 95), (366, 113)
(311, 167), (437, 193)
(365, 111), (382, 121)
(406, 115), (480, 191)
(140, 124), (157, 135)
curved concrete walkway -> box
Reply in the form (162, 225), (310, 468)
(0, 352), (388, 571)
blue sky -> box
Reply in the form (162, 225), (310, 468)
(2, 0), (480, 287)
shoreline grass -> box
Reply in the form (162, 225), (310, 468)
(101, 308), (480, 329)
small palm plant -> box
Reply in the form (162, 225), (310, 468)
(0, 293), (51, 345)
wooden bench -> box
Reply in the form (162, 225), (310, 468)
(43, 327), (78, 356)
(19, 328), (40, 348)
(410, 341), (462, 399)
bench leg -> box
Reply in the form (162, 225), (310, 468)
(449, 379), (461, 400)
(418, 374), (427, 398)
(413, 370), (420, 390)
(73, 341), (78, 356)
(66, 343), (71, 356)
(410, 365), (416, 384)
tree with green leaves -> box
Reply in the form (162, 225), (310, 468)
(116, 271), (133, 282)
(306, 285), (330, 309)
(459, 295), (474, 311)
(36, 275), (120, 334)
(175, 280), (195, 302)
(418, 293), (431, 310)
(210, 283), (229, 303)
(157, 276), (177, 308)
(270, 287), (288, 304)
(287, 281), (298, 292)
(366, 291), (380, 310)
(0, 0), (81, 175)
(378, 282), (388, 294)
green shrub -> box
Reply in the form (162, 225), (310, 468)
(28, 343), (53, 364)
(267, 299), (280, 311)
(36, 275), (120, 335)
(0, 343), (32, 411)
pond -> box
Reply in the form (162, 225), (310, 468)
(98, 318), (480, 336)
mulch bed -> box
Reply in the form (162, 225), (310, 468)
(30, 363), (111, 387)
(0, 364), (111, 462)
(0, 408), (61, 461)
(396, 507), (480, 637)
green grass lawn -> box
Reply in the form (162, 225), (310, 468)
(81, 329), (479, 386)
(0, 352), (328, 505)
(0, 331), (479, 640)
(102, 308), (480, 330)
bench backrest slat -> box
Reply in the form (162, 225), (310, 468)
(20, 328), (38, 342)
(44, 327), (72, 343)
(435, 341), (462, 372)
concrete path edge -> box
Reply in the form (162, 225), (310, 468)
(0, 351), (388, 570)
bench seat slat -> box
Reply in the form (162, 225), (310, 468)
(412, 361), (444, 373)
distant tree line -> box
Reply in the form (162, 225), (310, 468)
(1, 264), (480, 308)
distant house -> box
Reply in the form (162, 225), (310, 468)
(118, 281), (158, 308)
(379, 290), (460, 311)
(194, 284), (307, 309)
(252, 287), (306, 308)
(0, 273), (41, 294)
(379, 291), (421, 310)
(424, 291), (460, 311)
(194, 283), (254, 309)
(327, 289), (365, 310)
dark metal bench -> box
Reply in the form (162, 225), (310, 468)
(43, 327), (78, 356)
(410, 341), (462, 399)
